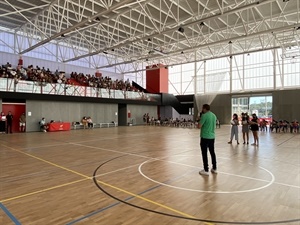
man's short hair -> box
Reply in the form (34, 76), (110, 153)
(202, 104), (210, 111)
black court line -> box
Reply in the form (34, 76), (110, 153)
(93, 154), (300, 225)
(277, 135), (297, 146)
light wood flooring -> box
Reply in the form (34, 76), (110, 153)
(0, 125), (299, 225)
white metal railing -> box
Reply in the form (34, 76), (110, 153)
(0, 78), (159, 101)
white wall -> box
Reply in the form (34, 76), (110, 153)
(25, 100), (118, 132)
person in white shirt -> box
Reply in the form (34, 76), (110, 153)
(39, 117), (48, 132)
(0, 112), (6, 133)
(87, 117), (93, 128)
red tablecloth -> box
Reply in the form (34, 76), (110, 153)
(47, 122), (71, 132)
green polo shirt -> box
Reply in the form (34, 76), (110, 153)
(200, 111), (216, 139)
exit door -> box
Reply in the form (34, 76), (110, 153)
(2, 103), (26, 133)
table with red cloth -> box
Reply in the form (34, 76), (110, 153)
(47, 122), (71, 132)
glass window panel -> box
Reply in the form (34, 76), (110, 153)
(169, 82), (180, 95)
(169, 65), (181, 73)
(182, 71), (194, 82)
(182, 62), (194, 71)
(182, 81), (194, 94)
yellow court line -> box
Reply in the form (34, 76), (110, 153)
(95, 179), (195, 218)
(0, 178), (89, 203)
(96, 179), (214, 225)
(2, 144), (90, 179)
(97, 180), (213, 225)
(2, 144), (214, 224)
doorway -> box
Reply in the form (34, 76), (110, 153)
(232, 95), (272, 119)
(118, 104), (127, 126)
(2, 103), (26, 133)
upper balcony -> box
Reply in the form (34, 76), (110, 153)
(0, 78), (160, 102)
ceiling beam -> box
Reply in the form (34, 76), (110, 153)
(63, 0), (278, 63)
(19, 0), (137, 55)
(97, 23), (300, 69)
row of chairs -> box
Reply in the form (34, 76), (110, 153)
(147, 120), (197, 128)
(73, 122), (117, 129)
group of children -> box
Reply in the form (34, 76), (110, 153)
(228, 113), (299, 146)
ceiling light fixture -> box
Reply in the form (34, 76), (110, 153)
(178, 27), (184, 33)
(153, 48), (167, 56)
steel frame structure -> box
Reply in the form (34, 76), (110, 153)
(0, 0), (299, 91)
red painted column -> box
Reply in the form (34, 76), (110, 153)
(146, 64), (168, 93)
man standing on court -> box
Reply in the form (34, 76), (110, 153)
(198, 104), (217, 176)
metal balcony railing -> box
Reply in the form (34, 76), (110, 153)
(0, 78), (159, 101)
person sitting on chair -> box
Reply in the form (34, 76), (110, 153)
(39, 117), (48, 132)
(81, 116), (88, 129)
(87, 117), (93, 128)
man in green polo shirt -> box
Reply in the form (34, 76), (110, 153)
(198, 104), (217, 176)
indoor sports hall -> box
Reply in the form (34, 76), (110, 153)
(0, 0), (299, 225)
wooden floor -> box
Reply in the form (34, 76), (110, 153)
(0, 125), (299, 225)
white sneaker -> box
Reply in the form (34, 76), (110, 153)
(211, 169), (218, 174)
(199, 170), (209, 176)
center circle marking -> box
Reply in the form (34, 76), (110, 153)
(138, 155), (275, 194)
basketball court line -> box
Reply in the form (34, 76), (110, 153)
(14, 129), (182, 151)
(277, 135), (297, 146)
(1, 144), (203, 221)
(69, 142), (300, 190)
(95, 155), (300, 225)
(138, 157), (276, 194)
(0, 202), (21, 225)
(68, 169), (214, 225)
(0, 178), (88, 203)
(2, 132), (298, 224)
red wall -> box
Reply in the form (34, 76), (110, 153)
(2, 103), (26, 133)
(159, 66), (168, 93)
(146, 64), (168, 93)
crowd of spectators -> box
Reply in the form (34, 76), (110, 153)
(0, 62), (67, 84)
(235, 115), (299, 134)
(269, 119), (299, 133)
(143, 113), (196, 128)
(0, 62), (136, 91)
(70, 72), (135, 91)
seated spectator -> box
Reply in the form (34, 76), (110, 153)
(281, 120), (288, 132)
(260, 119), (268, 132)
(155, 117), (161, 126)
(87, 117), (93, 128)
(292, 120), (299, 133)
(81, 116), (88, 129)
(39, 117), (48, 132)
